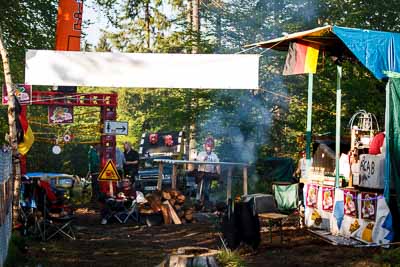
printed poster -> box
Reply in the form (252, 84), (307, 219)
(344, 189), (357, 217)
(322, 186), (334, 212)
(2, 84), (32, 105)
(361, 192), (377, 221)
(306, 184), (318, 208)
(48, 106), (74, 124)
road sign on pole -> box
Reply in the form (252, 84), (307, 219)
(104, 120), (128, 135)
(98, 160), (121, 181)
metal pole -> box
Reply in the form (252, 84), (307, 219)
(335, 65), (342, 187)
(306, 73), (314, 178)
(384, 81), (391, 202)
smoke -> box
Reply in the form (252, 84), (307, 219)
(196, 90), (272, 164)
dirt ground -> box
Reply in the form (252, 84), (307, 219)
(22, 205), (387, 267)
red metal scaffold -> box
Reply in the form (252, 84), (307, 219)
(28, 91), (118, 169)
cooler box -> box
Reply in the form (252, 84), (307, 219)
(242, 193), (277, 214)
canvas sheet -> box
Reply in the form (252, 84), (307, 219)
(304, 185), (393, 244)
(25, 50), (259, 89)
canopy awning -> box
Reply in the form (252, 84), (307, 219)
(245, 25), (400, 80)
(244, 25), (347, 52)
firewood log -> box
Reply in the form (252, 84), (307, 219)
(169, 190), (179, 199)
(177, 210), (185, 218)
(163, 200), (182, 224)
(169, 198), (176, 206)
(162, 191), (171, 200)
(184, 213), (193, 222)
(139, 208), (155, 215)
(176, 194), (186, 204)
(161, 204), (172, 224)
(147, 194), (162, 212)
(174, 204), (182, 211)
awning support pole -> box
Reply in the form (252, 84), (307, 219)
(384, 81), (391, 202)
(306, 73), (313, 178)
(335, 65), (342, 188)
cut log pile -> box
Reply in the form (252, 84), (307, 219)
(139, 190), (195, 224)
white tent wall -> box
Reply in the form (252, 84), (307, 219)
(25, 50), (259, 89)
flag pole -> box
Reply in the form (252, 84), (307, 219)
(335, 65), (342, 188)
(306, 73), (313, 178)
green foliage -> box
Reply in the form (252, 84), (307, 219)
(217, 249), (247, 267)
(0, 0), (57, 145)
(373, 247), (400, 265)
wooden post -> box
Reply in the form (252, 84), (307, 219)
(226, 167), (232, 203)
(109, 181), (114, 196)
(172, 164), (177, 190)
(157, 162), (164, 191)
(243, 166), (248, 196)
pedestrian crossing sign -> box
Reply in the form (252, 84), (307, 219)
(98, 160), (121, 181)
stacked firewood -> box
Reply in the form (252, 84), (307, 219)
(138, 190), (195, 224)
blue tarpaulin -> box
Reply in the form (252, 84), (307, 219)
(333, 26), (400, 80)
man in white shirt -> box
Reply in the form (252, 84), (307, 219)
(196, 137), (220, 203)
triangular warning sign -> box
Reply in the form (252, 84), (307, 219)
(98, 160), (121, 181)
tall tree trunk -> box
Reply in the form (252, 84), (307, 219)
(192, 0), (200, 53)
(216, 9), (222, 52)
(188, 0), (200, 162)
(145, 1), (151, 49)
(0, 26), (22, 228)
(186, 0), (192, 33)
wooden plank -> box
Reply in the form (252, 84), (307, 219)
(243, 166), (248, 196)
(259, 212), (288, 220)
(226, 167), (233, 203)
(172, 164), (177, 190)
(157, 162), (164, 190)
(163, 200), (182, 224)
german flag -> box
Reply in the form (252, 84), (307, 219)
(16, 102), (34, 155)
(283, 42), (319, 75)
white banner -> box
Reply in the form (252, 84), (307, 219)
(25, 50), (259, 89)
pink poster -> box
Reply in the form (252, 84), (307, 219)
(361, 192), (377, 221)
(322, 186), (334, 212)
(2, 84), (31, 105)
(344, 189), (358, 217)
(306, 184), (318, 208)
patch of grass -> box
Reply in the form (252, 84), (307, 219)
(373, 247), (400, 265)
(216, 249), (246, 267)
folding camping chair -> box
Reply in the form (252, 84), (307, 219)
(113, 199), (139, 224)
(35, 180), (76, 241)
(19, 176), (42, 237)
(272, 182), (301, 227)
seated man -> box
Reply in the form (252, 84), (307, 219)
(99, 179), (136, 225)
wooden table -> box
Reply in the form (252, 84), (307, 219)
(259, 212), (288, 243)
(153, 159), (249, 203)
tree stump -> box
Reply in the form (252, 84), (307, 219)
(158, 247), (219, 267)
